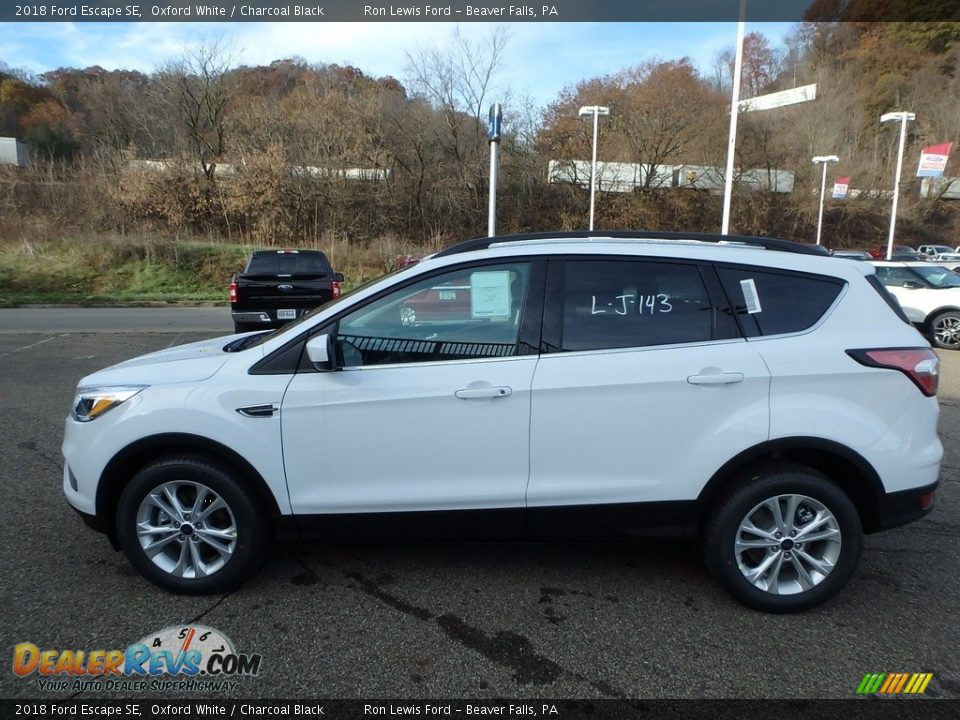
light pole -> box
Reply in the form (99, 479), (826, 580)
(880, 111), (916, 260)
(812, 155), (839, 246)
(721, 0), (747, 234)
(578, 105), (609, 231)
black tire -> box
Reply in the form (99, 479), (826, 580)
(929, 311), (960, 350)
(233, 321), (256, 334)
(703, 465), (862, 613)
(116, 457), (269, 594)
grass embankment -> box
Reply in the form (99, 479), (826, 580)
(0, 234), (409, 307)
(0, 235), (244, 306)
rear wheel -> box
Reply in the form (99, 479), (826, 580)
(233, 321), (257, 334)
(116, 457), (268, 594)
(930, 311), (960, 350)
(703, 466), (862, 613)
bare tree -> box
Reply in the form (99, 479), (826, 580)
(404, 26), (510, 180)
(155, 40), (238, 180)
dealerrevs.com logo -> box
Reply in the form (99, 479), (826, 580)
(13, 625), (262, 693)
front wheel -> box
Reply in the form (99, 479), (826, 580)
(703, 466), (862, 613)
(929, 311), (960, 350)
(116, 457), (268, 594)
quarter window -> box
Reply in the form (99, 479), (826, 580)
(559, 261), (714, 351)
(717, 266), (844, 336)
(336, 263), (530, 366)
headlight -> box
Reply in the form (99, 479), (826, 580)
(71, 386), (147, 422)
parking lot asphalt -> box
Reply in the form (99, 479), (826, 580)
(0, 313), (958, 700)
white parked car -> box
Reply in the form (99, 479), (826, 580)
(872, 261), (960, 349)
(928, 253), (960, 274)
(917, 244), (954, 259)
(64, 231), (942, 612)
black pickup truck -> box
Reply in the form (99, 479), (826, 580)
(229, 249), (343, 333)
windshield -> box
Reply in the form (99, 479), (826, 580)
(912, 265), (960, 288)
(227, 268), (406, 352)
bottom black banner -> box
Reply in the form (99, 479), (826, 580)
(1, 699), (958, 720)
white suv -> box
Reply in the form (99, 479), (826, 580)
(63, 231), (942, 612)
(872, 261), (960, 349)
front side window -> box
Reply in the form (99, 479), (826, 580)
(559, 260), (714, 351)
(337, 262), (530, 366)
(910, 265), (960, 288)
(875, 266), (923, 288)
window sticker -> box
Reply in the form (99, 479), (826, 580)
(740, 278), (762, 314)
(471, 271), (512, 318)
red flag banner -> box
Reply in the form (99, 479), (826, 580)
(832, 177), (851, 199)
(918, 142), (953, 177)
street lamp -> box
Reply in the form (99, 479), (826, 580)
(578, 105), (610, 231)
(880, 111), (916, 260)
(812, 155), (840, 246)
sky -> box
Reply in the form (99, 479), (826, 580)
(0, 21), (795, 109)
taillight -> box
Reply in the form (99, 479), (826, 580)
(847, 348), (939, 396)
(229, 281), (237, 303)
(331, 280), (341, 299)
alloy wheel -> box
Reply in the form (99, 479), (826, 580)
(734, 494), (842, 595)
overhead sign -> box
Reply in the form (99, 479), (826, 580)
(738, 83), (817, 113)
(832, 177), (851, 199)
(917, 142), (953, 177)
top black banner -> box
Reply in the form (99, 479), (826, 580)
(4, 0), (960, 23)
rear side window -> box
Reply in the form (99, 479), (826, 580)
(247, 253), (331, 275)
(717, 266), (844, 337)
(560, 260), (714, 351)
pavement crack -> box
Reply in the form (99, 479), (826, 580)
(330, 564), (621, 690)
(17, 441), (62, 471)
(436, 613), (562, 685)
(187, 586), (239, 626)
(340, 568), (433, 621)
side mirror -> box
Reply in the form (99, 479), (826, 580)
(333, 272), (345, 283)
(306, 333), (336, 371)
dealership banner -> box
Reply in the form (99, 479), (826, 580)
(917, 143), (953, 178)
(832, 177), (851, 199)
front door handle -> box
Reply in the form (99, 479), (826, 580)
(687, 372), (744, 386)
(455, 386), (512, 399)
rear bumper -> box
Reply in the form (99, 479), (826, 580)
(231, 309), (313, 325)
(231, 311), (273, 325)
(871, 480), (939, 532)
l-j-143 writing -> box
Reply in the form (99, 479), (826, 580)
(591, 293), (673, 315)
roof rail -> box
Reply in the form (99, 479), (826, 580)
(432, 230), (828, 258)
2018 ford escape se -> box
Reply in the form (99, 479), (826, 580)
(63, 231), (941, 612)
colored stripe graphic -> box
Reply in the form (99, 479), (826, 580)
(857, 674), (885, 694)
(857, 673), (932, 695)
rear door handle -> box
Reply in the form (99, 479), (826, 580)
(455, 386), (512, 399)
(687, 372), (744, 386)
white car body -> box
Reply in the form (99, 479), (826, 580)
(63, 233), (943, 611)
(918, 244), (954, 259)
